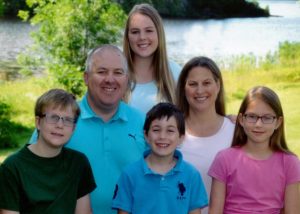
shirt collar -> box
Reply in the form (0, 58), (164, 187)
(142, 149), (183, 175)
(79, 93), (128, 122)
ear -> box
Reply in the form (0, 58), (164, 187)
(83, 72), (89, 86)
(238, 113), (244, 127)
(275, 116), (283, 129)
(35, 116), (41, 131)
(144, 131), (150, 146)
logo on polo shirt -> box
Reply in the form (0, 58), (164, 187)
(177, 182), (186, 200)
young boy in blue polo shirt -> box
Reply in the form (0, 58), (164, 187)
(0, 89), (96, 213)
(112, 103), (208, 214)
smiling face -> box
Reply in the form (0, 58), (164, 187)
(145, 116), (183, 159)
(128, 13), (158, 60)
(184, 66), (220, 113)
(239, 98), (282, 146)
(84, 48), (128, 114)
(36, 105), (75, 149)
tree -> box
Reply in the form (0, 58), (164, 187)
(18, 0), (126, 96)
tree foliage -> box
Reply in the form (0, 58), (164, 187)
(18, 0), (126, 96)
(117, 0), (269, 19)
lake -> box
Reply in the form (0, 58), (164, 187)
(0, 0), (300, 73)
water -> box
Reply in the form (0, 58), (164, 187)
(164, 0), (300, 64)
(0, 0), (299, 71)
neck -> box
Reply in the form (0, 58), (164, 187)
(133, 56), (154, 83)
(146, 153), (177, 175)
(87, 94), (119, 122)
(28, 142), (62, 158)
(243, 141), (273, 160)
(186, 108), (223, 137)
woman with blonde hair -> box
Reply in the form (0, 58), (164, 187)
(123, 3), (181, 113)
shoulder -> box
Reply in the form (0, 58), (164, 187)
(1, 146), (26, 167)
(281, 152), (300, 166)
(168, 60), (182, 81)
(62, 147), (89, 162)
(120, 101), (145, 120)
(216, 147), (240, 160)
(223, 117), (236, 132)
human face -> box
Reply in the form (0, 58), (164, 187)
(36, 105), (75, 149)
(145, 116), (183, 160)
(184, 66), (220, 113)
(128, 13), (158, 59)
(239, 98), (282, 146)
(84, 49), (128, 114)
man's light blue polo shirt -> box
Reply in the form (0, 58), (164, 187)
(29, 94), (146, 214)
(112, 150), (208, 213)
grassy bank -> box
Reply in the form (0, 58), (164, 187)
(1, 42), (300, 162)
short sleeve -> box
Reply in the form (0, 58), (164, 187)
(284, 154), (300, 185)
(77, 155), (97, 199)
(0, 163), (20, 211)
(189, 170), (208, 211)
(111, 171), (133, 213)
(208, 151), (228, 183)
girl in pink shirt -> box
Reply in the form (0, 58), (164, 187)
(208, 86), (300, 214)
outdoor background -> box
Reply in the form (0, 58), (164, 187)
(1, 0), (300, 162)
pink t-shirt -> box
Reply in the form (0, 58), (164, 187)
(208, 147), (300, 214)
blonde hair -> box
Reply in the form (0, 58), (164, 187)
(123, 3), (176, 103)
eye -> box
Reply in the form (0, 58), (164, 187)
(49, 114), (60, 120)
(203, 80), (212, 86)
(64, 117), (75, 123)
(114, 70), (125, 76)
(187, 81), (197, 87)
(130, 30), (139, 34)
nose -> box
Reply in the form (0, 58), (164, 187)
(255, 118), (264, 126)
(56, 118), (64, 127)
(139, 31), (146, 40)
(104, 72), (115, 83)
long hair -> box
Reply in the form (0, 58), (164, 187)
(123, 3), (176, 103)
(232, 86), (291, 153)
(176, 56), (225, 117)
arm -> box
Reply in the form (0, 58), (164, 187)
(75, 194), (92, 214)
(1, 210), (19, 214)
(118, 210), (129, 214)
(189, 208), (201, 214)
(209, 178), (226, 214)
(283, 182), (300, 214)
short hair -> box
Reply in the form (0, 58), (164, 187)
(232, 86), (291, 153)
(85, 44), (128, 74)
(143, 102), (185, 136)
(123, 3), (176, 103)
(35, 89), (80, 123)
(176, 56), (225, 117)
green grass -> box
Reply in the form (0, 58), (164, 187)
(1, 42), (300, 162)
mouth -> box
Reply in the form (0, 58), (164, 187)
(51, 132), (64, 137)
(138, 43), (150, 49)
(103, 86), (116, 93)
(195, 96), (208, 101)
(155, 143), (170, 148)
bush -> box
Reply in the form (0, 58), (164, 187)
(0, 101), (30, 149)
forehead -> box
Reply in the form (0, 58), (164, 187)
(129, 13), (155, 28)
(43, 104), (74, 115)
(91, 49), (124, 70)
(246, 98), (275, 115)
(186, 66), (214, 80)
(150, 116), (177, 127)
